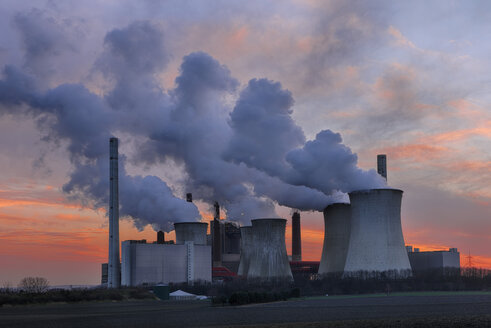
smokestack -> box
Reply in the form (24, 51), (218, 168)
(186, 193), (193, 202)
(291, 211), (302, 261)
(157, 230), (165, 244)
(377, 154), (387, 181)
(108, 137), (120, 288)
(212, 201), (222, 266)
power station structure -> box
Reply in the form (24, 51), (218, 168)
(121, 223), (211, 286)
(237, 226), (253, 276)
(343, 189), (411, 275)
(291, 212), (302, 261)
(108, 137), (120, 288)
(377, 154), (387, 181)
(246, 218), (293, 280)
(318, 203), (351, 274)
(105, 141), (419, 285)
(406, 246), (460, 272)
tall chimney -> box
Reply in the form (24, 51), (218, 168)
(292, 211), (302, 261)
(377, 154), (387, 181)
(212, 201), (222, 267)
(157, 231), (165, 244)
(108, 137), (120, 288)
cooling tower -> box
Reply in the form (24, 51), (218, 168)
(291, 212), (302, 262)
(174, 222), (208, 245)
(318, 203), (351, 274)
(343, 189), (411, 275)
(237, 226), (253, 277)
(108, 137), (120, 288)
(247, 218), (293, 280)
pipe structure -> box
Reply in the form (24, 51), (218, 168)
(343, 189), (411, 275)
(174, 222), (208, 245)
(291, 212), (302, 262)
(247, 218), (293, 280)
(318, 203), (351, 274)
(108, 137), (120, 288)
(237, 226), (253, 277)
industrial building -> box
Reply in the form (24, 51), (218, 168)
(209, 219), (241, 272)
(406, 246), (460, 272)
(121, 223), (212, 286)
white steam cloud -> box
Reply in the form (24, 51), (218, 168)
(0, 20), (385, 231)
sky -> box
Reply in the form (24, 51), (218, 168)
(0, 0), (489, 286)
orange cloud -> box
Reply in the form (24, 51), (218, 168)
(379, 143), (448, 161)
(388, 26), (417, 49)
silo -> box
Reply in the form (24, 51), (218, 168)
(237, 226), (253, 277)
(247, 218), (293, 280)
(343, 189), (411, 275)
(318, 203), (351, 274)
(174, 222), (208, 245)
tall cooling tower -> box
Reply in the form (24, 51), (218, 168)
(343, 189), (411, 274)
(174, 222), (208, 245)
(247, 219), (293, 280)
(108, 137), (120, 288)
(237, 226), (253, 277)
(318, 203), (351, 274)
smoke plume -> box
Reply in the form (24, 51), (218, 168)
(0, 19), (386, 230)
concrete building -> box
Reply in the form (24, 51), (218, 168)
(407, 247), (460, 272)
(343, 189), (411, 275)
(318, 203), (351, 274)
(291, 212), (302, 262)
(247, 218), (293, 280)
(121, 223), (211, 287)
(237, 226), (253, 277)
(175, 222), (208, 245)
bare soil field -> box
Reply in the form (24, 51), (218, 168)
(1, 292), (490, 327)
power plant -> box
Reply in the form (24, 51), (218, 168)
(103, 139), (443, 286)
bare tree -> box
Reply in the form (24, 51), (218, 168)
(18, 277), (49, 293)
(2, 281), (13, 293)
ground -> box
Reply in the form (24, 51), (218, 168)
(1, 292), (490, 327)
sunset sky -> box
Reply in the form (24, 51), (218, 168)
(0, 1), (490, 286)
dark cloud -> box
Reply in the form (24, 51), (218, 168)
(13, 8), (76, 79)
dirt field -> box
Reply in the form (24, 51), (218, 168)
(1, 292), (490, 327)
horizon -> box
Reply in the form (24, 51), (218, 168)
(0, 0), (490, 286)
